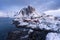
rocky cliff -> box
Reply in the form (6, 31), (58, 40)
(7, 6), (60, 40)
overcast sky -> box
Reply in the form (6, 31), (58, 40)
(0, 0), (60, 17)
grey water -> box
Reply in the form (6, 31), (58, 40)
(0, 17), (16, 40)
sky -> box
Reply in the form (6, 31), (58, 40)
(0, 0), (60, 17)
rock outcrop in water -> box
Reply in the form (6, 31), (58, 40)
(7, 6), (60, 40)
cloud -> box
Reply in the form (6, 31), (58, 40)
(31, 0), (60, 11)
(0, 11), (7, 17)
(4, 6), (23, 18)
(44, 9), (60, 16)
(0, 0), (60, 11)
(0, 0), (60, 17)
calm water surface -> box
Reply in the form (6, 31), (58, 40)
(0, 17), (16, 40)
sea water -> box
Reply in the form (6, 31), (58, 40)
(0, 17), (16, 40)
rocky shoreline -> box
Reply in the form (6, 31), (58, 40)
(7, 25), (60, 40)
(7, 27), (49, 40)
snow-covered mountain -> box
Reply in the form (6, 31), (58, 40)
(12, 6), (60, 40)
(13, 6), (60, 31)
